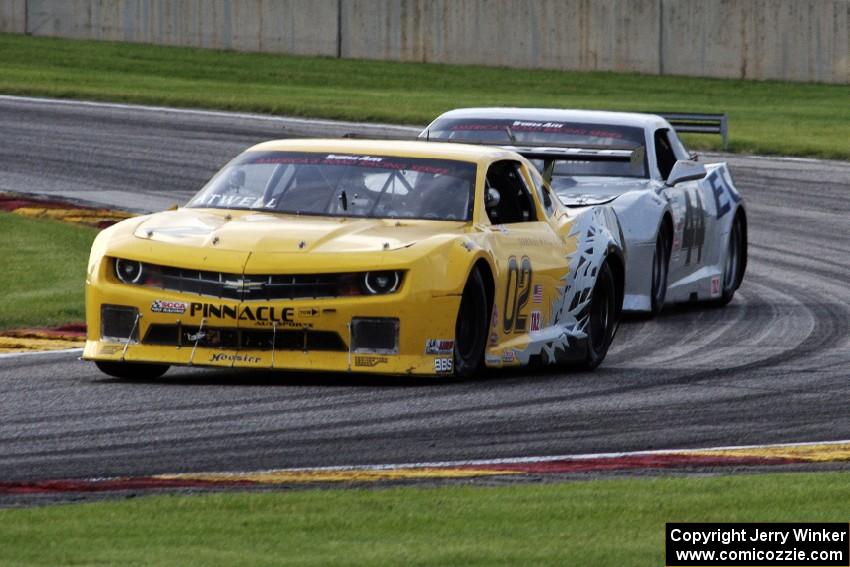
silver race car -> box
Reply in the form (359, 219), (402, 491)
(422, 108), (747, 315)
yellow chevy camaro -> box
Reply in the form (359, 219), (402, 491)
(84, 140), (625, 378)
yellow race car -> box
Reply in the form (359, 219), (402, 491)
(83, 139), (625, 378)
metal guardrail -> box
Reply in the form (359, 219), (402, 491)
(656, 112), (728, 151)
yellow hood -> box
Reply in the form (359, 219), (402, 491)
(131, 209), (468, 254)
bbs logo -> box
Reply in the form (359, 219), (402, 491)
(434, 358), (453, 373)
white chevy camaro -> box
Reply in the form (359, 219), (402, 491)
(423, 108), (747, 315)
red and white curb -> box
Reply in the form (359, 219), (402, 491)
(3, 439), (850, 495)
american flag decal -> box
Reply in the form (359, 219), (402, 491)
(532, 284), (543, 304)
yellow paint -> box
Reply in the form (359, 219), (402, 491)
(157, 467), (518, 484)
(83, 139), (587, 376)
(685, 443), (850, 463)
(0, 336), (84, 353)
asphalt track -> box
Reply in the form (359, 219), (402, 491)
(1, 96), (849, 487)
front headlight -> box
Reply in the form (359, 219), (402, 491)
(114, 259), (145, 284)
(363, 271), (401, 295)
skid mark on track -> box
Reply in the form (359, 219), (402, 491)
(3, 98), (850, 494)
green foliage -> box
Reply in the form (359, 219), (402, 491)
(0, 213), (96, 330)
(2, 472), (849, 565)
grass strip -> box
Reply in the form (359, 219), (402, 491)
(0, 212), (97, 331)
(1, 33), (848, 159)
(2, 472), (850, 566)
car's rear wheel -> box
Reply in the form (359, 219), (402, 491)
(712, 213), (746, 307)
(453, 268), (489, 378)
(577, 261), (618, 370)
(649, 223), (671, 316)
(95, 360), (170, 380)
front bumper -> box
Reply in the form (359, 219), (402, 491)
(83, 278), (461, 377)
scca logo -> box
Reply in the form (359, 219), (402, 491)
(151, 300), (188, 314)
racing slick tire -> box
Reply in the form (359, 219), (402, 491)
(649, 222), (672, 317)
(95, 360), (170, 380)
(453, 268), (489, 379)
(711, 212), (746, 307)
(577, 260), (618, 370)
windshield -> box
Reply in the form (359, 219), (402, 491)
(428, 118), (645, 147)
(188, 151), (477, 221)
(428, 118), (648, 178)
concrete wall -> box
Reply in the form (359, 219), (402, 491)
(2, 0), (848, 83)
(23, 0), (338, 56)
(340, 0), (660, 73)
(0, 0), (25, 33)
(662, 0), (850, 83)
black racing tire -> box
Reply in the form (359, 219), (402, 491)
(95, 360), (170, 380)
(649, 222), (672, 317)
(577, 261), (618, 370)
(711, 212), (746, 307)
(453, 268), (490, 378)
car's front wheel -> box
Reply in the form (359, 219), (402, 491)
(95, 360), (170, 380)
(577, 261), (618, 370)
(453, 268), (490, 378)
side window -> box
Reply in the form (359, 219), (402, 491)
(667, 129), (690, 160)
(484, 161), (537, 225)
(654, 129), (678, 181)
(528, 166), (555, 217)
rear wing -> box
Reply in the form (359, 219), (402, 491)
(496, 144), (636, 161)
(421, 133), (639, 158)
(655, 112), (728, 150)
(425, 137), (644, 183)
(501, 144), (643, 184)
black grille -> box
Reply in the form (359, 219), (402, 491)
(143, 324), (347, 352)
(101, 305), (139, 342)
(351, 318), (399, 353)
(117, 259), (360, 301)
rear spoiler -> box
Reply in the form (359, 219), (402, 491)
(497, 144), (636, 162)
(425, 137), (644, 183)
(655, 112), (728, 150)
(501, 144), (643, 184)
(422, 134), (639, 158)
(515, 146), (642, 185)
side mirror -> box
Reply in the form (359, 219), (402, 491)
(666, 160), (706, 186)
(485, 187), (501, 209)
